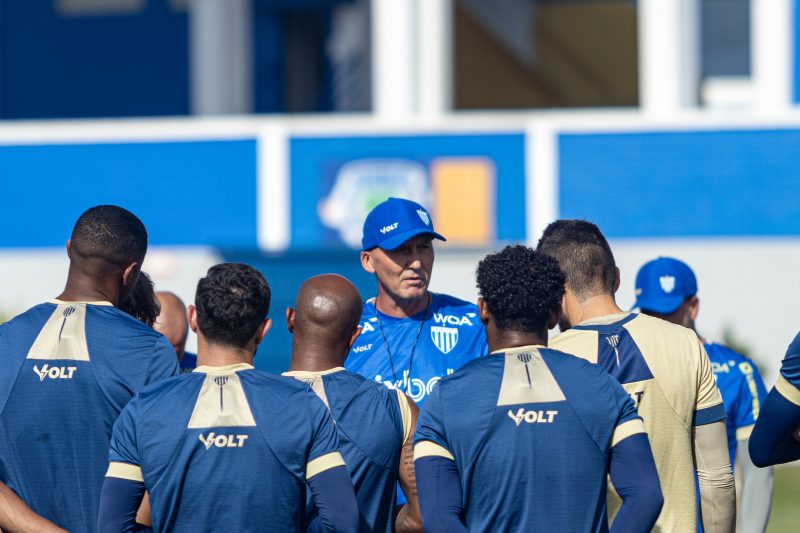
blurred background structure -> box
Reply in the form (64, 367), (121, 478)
(1, 1), (799, 526)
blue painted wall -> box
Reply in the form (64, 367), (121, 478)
(0, 140), (258, 247)
(559, 129), (800, 237)
(0, 0), (189, 119)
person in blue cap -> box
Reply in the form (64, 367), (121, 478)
(634, 256), (773, 533)
(344, 197), (488, 506)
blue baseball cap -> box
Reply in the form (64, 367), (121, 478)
(361, 198), (446, 251)
(633, 257), (698, 314)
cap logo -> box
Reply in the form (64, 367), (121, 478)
(416, 209), (430, 226)
(379, 222), (399, 235)
(659, 275), (675, 293)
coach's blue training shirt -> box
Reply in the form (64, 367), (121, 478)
(0, 300), (179, 533)
(106, 363), (344, 532)
(414, 345), (645, 532)
(284, 367), (412, 533)
(345, 293), (487, 405)
(706, 342), (768, 464)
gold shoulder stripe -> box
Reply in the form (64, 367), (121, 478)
(414, 440), (454, 461)
(611, 419), (646, 448)
(775, 375), (800, 407)
(306, 452), (345, 479)
(735, 424), (755, 441)
(395, 389), (413, 445)
(106, 462), (144, 482)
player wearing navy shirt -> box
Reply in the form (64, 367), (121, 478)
(0, 206), (179, 533)
(97, 263), (358, 533)
(284, 274), (422, 533)
(635, 257), (772, 532)
(414, 246), (663, 533)
(345, 198), (487, 405)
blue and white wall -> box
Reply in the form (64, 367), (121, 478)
(0, 112), (798, 375)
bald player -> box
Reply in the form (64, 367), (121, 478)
(284, 274), (423, 533)
(154, 292), (196, 371)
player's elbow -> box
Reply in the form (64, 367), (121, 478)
(748, 439), (772, 468)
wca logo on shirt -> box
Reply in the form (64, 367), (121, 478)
(33, 364), (77, 381)
(199, 432), (249, 450)
(507, 408), (558, 426)
(433, 313), (476, 327)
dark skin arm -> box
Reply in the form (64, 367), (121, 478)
(0, 481), (67, 533)
(396, 397), (423, 533)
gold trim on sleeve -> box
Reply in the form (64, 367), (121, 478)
(306, 452), (346, 479)
(106, 462), (144, 482)
(413, 440), (455, 461)
(775, 375), (800, 407)
(611, 419), (646, 447)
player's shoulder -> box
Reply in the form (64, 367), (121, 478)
(704, 342), (747, 364)
(434, 353), (494, 391)
(0, 302), (55, 339)
(429, 292), (478, 314)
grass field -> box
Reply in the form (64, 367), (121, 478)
(766, 466), (800, 532)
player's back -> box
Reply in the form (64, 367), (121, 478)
(284, 368), (410, 533)
(0, 300), (179, 533)
(415, 345), (643, 532)
(551, 312), (724, 531)
(110, 364), (343, 532)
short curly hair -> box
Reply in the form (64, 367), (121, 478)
(476, 245), (565, 333)
(118, 271), (160, 326)
(195, 263), (271, 348)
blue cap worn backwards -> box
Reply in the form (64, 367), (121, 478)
(361, 198), (446, 251)
(633, 257), (698, 314)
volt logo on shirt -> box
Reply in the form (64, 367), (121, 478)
(199, 432), (249, 450)
(33, 364), (77, 381)
(508, 408), (558, 426)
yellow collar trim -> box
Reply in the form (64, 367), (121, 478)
(193, 363), (255, 374)
(50, 298), (113, 306)
(283, 367), (346, 378)
(575, 312), (632, 327)
(490, 344), (546, 355)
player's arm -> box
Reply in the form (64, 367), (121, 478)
(749, 332), (800, 467)
(608, 431), (663, 533)
(0, 481), (68, 533)
(306, 460), (359, 533)
(97, 468), (146, 533)
(395, 392), (423, 533)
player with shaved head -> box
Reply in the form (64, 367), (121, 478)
(285, 274), (423, 533)
(154, 291), (196, 371)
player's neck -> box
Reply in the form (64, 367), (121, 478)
(374, 289), (430, 319)
(289, 332), (350, 372)
(488, 329), (548, 353)
(195, 337), (255, 368)
(569, 293), (623, 325)
(57, 272), (120, 306)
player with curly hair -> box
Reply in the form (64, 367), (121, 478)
(413, 245), (663, 533)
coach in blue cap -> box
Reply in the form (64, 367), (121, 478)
(634, 256), (773, 532)
(345, 197), (487, 405)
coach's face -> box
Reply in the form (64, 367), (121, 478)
(361, 235), (435, 302)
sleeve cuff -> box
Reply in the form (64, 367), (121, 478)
(306, 451), (345, 479)
(611, 418), (646, 447)
(775, 374), (800, 407)
(414, 440), (454, 461)
(693, 403), (727, 426)
(106, 462), (144, 482)
(395, 389), (413, 446)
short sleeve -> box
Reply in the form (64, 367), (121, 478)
(305, 390), (345, 480)
(145, 335), (180, 385)
(413, 384), (454, 461)
(776, 332), (800, 406)
(609, 378), (646, 447)
(732, 360), (764, 439)
(694, 342), (726, 426)
(106, 398), (143, 482)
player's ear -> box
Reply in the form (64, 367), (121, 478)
(66, 239), (72, 258)
(348, 326), (362, 349)
(255, 318), (272, 346)
(360, 250), (376, 274)
(689, 296), (700, 321)
(477, 297), (490, 325)
(613, 267), (621, 293)
(121, 262), (140, 291)
(187, 305), (199, 333)
(286, 307), (296, 333)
